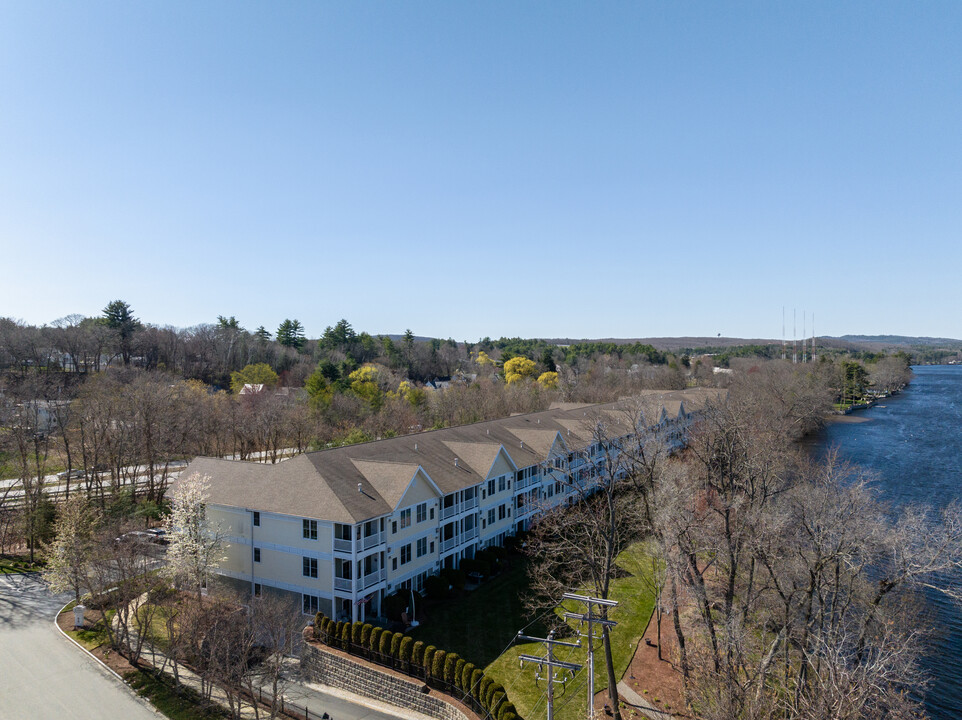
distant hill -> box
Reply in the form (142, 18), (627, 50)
(541, 337), (780, 351)
(832, 335), (962, 348)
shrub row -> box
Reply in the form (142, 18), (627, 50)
(312, 613), (519, 720)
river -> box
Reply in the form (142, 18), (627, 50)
(814, 365), (962, 718)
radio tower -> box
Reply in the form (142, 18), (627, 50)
(782, 306), (786, 361)
(811, 313), (816, 361)
(802, 312), (807, 363)
(793, 309), (797, 364)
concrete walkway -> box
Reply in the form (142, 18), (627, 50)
(616, 682), (676, 720)
(116, 595), (407, 720)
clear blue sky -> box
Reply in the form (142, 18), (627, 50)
(2, 2), (961, 341)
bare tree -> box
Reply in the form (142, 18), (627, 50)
(526, 406), (664, 720)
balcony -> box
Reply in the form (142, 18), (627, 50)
(442, 496), (479, 519)
(462, 526), (478, 542)
(440, 536), (458, 553)
(334, 538), (352, 554)
(361, 531), (385, 551)
(359, 568), (386, 590)
(334, 577), (352, 592)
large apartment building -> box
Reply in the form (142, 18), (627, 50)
(185, 389), (718, 622)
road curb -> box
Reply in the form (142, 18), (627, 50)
(53, 601), (164, 717)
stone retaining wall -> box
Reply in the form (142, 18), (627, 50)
(301, 644), (470, 720)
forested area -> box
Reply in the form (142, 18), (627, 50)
(524, 362), (957, 720)
(0, 302), (911, 561)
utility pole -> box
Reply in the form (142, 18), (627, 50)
(562, 593), (618, 720)
(518, 630), (582, 720)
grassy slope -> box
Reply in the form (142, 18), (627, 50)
(409, 543), (657, 720)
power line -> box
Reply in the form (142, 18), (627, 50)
(518, 630), (582, 720)
(562, 593), (618, 720)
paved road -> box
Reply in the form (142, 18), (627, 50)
(0, 573), (159, 720)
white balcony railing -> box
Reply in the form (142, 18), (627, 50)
(334, 538), (352, 554)
(441, 503), (459, 520)
(462, 496), (478, 511)
(334, 577), (352, 592)
(361, 531), (384, 551)
(441, 536), (458, 553)
(360, 568), (386, 590)
(462, 526), (478, 542)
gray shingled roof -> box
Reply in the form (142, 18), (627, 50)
(183, 390), (721, 523)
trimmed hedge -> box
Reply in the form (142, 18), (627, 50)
(308, 612), (522, 720)
(477, 677), (493, 705)
(379, 630), (394, 657)
(423, 645), (437, 675)
(432, 649), (447, 679)
(443, 652), (460, 685)
(460, 662), (475, 693)
(470, 669), (484, 698)
(398, 636), (414, 663)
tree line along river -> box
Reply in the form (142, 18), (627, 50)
(813, 365), (962, 718)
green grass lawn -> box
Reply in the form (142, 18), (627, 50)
(67, 609), (116, 650)
(408, 543), (659, 720)
(0, 554), (45, 574)
(485, 542), (658, 720)
(408, 560), (550, 668)
(126, 669), (230, 720)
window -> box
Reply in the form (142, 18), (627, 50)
(400, 508), (412, 529)
(498, 476), (506, 492)
(252, 511), (260, 527)
(303, 519), (318, 540)
(430, 541), (435, 554)
(499, 504), (506, 521)
(400, 543), (412, 565)
(487, 509), (496, 525)
(487, 479), (495, 496)
(254, 583), (262, 597)
(417, 537), (427, 557)
(303, 594), (319, 614)
(302, 557), (318, 578)
(416, 502), (427, 523)
(392, 520), (398, 534)
(253, 548), (261, 562)
(430, 507), (435, 520)
(392, 557), (398, 571)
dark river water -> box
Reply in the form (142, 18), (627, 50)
(814, 365), (962, 718)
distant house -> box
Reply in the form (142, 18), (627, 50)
(181, 388), (720, 622)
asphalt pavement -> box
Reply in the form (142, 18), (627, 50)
(0, 573), (160, 720)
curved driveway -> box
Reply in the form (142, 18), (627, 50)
(0, 573), (159, 720)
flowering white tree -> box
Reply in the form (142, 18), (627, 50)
(43, 495), (99, 603)
(164, 472), (226, 600)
